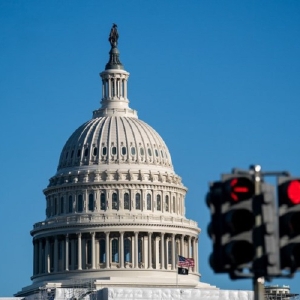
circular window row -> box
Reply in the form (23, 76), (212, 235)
(63, 146), (168, 160)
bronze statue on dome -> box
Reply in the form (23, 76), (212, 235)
(108, 23), (119, 48)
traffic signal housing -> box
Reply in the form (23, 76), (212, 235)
(206, 175), (256, 277)
(278, 177), (300, 273)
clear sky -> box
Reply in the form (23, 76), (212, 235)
(0, 0), (300, 297)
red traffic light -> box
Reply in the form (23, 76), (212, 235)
(226, 177), (255, 202)
(287, 180), (300, 205)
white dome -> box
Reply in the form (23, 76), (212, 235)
(26, 26), (200, 293)
(57, 116), (173, 173)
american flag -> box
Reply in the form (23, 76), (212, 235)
(178, 255), (195, 268)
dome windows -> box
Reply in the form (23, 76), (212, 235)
(102, 147), (107, 156)
(93, 147), (98, 156)
(135, 193), (141, 210)
(157, 195), (161, 211)
(124, 193), (130, 210)
(77, 149), (81, 157)
(60, 197), (64, 214)
(140, 148), (144, 156)
(112, 193), (118, 210)
(71, 150), (74, 158)
(121, 146), (127, 155)
(77, 194), (83, 212)
(131, 147), (136, 155)
(148, 148), (152, 156)
(84, 148), (89, 157)
(101, 193), (106, 210)
(165, 195), (169, 212)
(88, 193), (94, 211)
(68, 195), (73, 213)
(155, 149), (159, 157)
(112, 146), (117, 155)
(147, 194), (151, 210)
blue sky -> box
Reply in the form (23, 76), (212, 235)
(0, 0), (300, 297)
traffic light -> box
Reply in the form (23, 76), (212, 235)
(278, 177), (300, 273)
(206, 175), (256, 277)
(253, 183), (280, 278)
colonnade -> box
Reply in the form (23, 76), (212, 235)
(33, 231), (198, 277)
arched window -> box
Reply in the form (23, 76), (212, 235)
(147, 194), (151, 210)
(168, 240), (172, 264)
(84, 148), (89, 157)
(101, 193), (106, 210)
(112, 146), (117, 155)
(124, 238), (131, 262)
(88, 194), (94, 211)
(60, 197), (64, 214)
(122, 146), (126, 155)
(77, 149), (81, 157)
(68, 195), (73, 213)
(157, 195), (161, 211)
(112, 193), (118, 210)
(124, 193), (130, 210)
(99, 240), (106, 263)
(140, 148), (144, 156)
(112, 239), (119, 262)
(77, 195), (83, 212)
(165, 195), (169, 212)
(136, 193), (141, 210)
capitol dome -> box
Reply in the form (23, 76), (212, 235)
(18, 26), (204, 297)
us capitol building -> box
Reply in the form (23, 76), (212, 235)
(11, 26), (255, 300)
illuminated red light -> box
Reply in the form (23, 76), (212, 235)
(228, 177), (254, 202)
(287, 180), (300, 205)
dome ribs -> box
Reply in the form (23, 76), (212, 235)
(90, 117), (106, 163)
(123, 117), (139, 163)
(82, 118), (99, 165)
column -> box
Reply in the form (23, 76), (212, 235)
(192, 237), (196, 272)
(108, 78), (111, 98)
(180, 235), (185, 256)
(134, 231), (139, 268)
(38, 240), (43, 274)
(148, 232), (152, 269)
(172, 234), (176, 270)
(188, 236), (192, 257)
(195, 238), (199, 273)
(45, 238), (50, 273)
(143, 234), (148, 268)
(105, 232), (110, 268)
(65, 235), (69, 271)
(124, 78), (127, 98)
(77, 233), (82, 270)
(54, 237), (58, 272)
(160, 233), (165, 269)
(120, 232), (124, 268)
(113, 78), (116, 97)
(91, 232), (96, 269)
(71, 239), (75, 270)
(33, 241), (38, 275)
